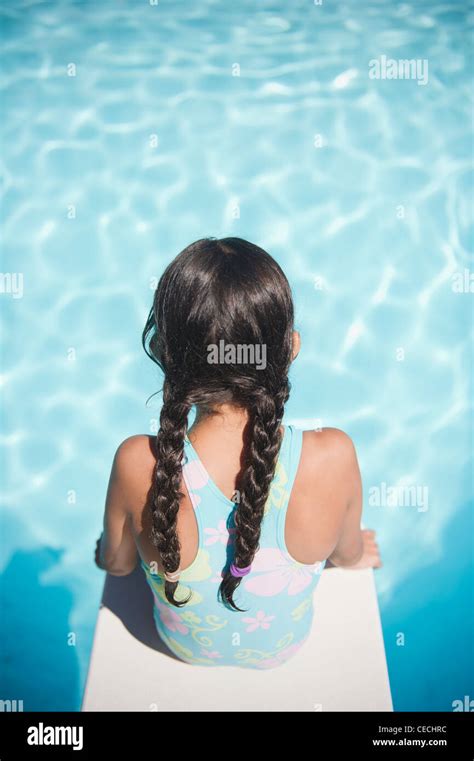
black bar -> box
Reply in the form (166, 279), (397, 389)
(0, 711), (472, 758)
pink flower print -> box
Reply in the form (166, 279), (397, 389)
(243, 548), (323, 597)
(154, 598), (189, 635)
(201, 648), (223, 659)
(242, 610), (275, 632)
(204, 519), (234, 546)
(256, 638), (308, 669)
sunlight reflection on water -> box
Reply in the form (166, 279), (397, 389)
(1, 0), (472, 710)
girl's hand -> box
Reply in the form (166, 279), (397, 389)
(346, 529), (382, 570)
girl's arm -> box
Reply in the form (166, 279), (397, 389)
(325, 432), (381, 569)
(96, 440), (139, 576)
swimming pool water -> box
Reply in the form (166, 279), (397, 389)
(1, 0), (472, 711)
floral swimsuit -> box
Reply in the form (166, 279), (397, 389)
(140, 424), (327, 669)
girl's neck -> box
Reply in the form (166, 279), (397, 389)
(190, 404), (249, 439)
(187, 404), (285, 467)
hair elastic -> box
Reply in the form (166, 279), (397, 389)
(164, 569), (181, 583)
(230, 563), (252, 578)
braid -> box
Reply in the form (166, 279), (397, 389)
(219, 379), (290, 611)
(150, 378), (191, 607)
(143, 236), (296, 612)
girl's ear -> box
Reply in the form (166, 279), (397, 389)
(291, 330), (301, 361)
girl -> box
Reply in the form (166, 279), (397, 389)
(96, 237), (381, 669)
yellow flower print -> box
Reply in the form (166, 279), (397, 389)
(234, 631), (295, 666)
(165, 636), (222, 666)
(143, 548), (212, 605)
(180, 548), (212, 583)
(166, 636), (194, 660)
(264, 460), (289, 515)
(291, 595), (313, 622)
(180, 611), (229, 647)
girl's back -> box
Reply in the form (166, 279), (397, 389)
(114, 419), (364, 668)
(97, 237), (380, 670)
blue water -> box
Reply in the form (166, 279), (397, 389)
(1, 0), (473, 711)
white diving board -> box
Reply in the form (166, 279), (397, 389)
(82, 564), (393, 712)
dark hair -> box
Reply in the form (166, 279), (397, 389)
(142, 237), (294, 611)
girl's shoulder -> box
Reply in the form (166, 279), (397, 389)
(301, 427), (357, 457)
(110, 435), (157, 505)
(113, 434), (156, 469)
(113, 429), (358, 475)
(297, 427), (361, 492)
